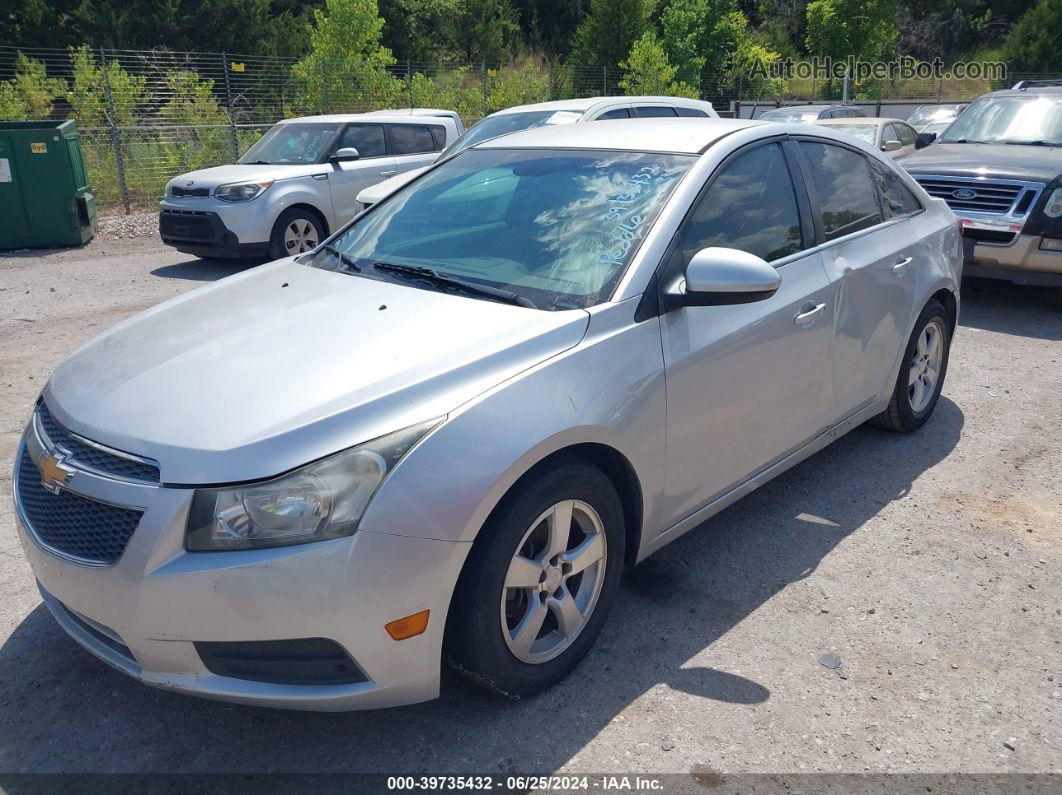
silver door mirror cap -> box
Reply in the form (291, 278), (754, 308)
(333, 147), (361, 161)
(881, 140), (903, 152)
(668, 247), (781, 308)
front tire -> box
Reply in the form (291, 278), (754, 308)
(268, 207), (325, 260)
(445, 457), (625, 698)
(871, 298), (952, 433)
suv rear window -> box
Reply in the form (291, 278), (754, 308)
(675, 107), (709, 117)
(391, 125), (440, 155)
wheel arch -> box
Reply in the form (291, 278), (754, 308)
(281, 202), (331, 236)
(930, 286), (958, 333)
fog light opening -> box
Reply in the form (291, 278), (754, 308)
(385, 609), (430, 640)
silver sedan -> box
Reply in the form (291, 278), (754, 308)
(13, 119), (961, 710)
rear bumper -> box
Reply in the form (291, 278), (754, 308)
(158, 208), (269, 259)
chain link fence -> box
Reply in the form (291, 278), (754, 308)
(3, 45), (1058, 213)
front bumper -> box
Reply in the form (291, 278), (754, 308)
(13, 421), (471, 711)
(963, 232), (1062, 286)
(159, 197), (273, 259)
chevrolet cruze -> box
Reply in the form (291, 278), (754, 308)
(14, 119), (961, 710)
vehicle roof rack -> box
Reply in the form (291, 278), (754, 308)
(1012, 79), (1062, 90)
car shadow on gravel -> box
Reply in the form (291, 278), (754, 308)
(959, 277), (1062, 341)
(0, 399), (964, 774)
(150, 258), (264, 282)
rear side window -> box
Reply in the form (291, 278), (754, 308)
(675, 107), (710, 117)
(870, 160), (923, 218)
(596, 108), (631, 120)
(676, 143), (803, 263)
(634, 106), (678, 118)
(391, 125), (437, 155)
(800, 141), (883, 239)
(429, 125), (447, 149)
(337, 124), (386, 158)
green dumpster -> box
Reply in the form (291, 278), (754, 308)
(0, 119), (97, 250)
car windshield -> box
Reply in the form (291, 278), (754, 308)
(939, 95), (1062, 145)
(761, 111), (818, 123)
(923, 121), (952, 135)
(826, 124), (877, 144)
(238, 122), (342, 165)
(305, 148), (694, 310)
(440, 110), (582, 158)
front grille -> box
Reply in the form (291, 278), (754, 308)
(16, 447), (144, 564)
(170, 186), (209, 198)
(160, 210), (214, 241)
(912, 175), (1041, 216)
(37, 403), (159, 483)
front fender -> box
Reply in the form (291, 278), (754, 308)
(267, 176), (337, 231)
(358, 298), (668, 549)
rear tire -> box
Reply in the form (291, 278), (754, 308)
(445, 457), (625, 699)
(870, 298), (952, 433)
(268, 207), (325, 260)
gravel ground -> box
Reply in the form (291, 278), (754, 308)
(0, 236), (1060, 779)
(95, 209), (160, 240)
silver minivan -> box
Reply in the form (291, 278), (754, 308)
(16, 119), (960, 711)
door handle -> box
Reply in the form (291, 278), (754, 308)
(378, 170), (397, 177)
(794, 302), (826, 326)
(892, 256), (913, 275)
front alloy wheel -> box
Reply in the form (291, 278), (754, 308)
(446, 457), (625, 698)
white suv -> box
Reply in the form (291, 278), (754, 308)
(159, 111), (463, 260)
(355, 96), (718, 208)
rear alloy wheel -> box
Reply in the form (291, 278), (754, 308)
(269, 208), (325, 260)
(871, 299), (952, 433)
(446, 458), (625, 698)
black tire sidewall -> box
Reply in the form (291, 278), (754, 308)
(269, 208), (325, 260)
(446, 459), (625, 698)
(895, 299), (951, 429)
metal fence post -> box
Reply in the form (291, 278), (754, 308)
(547, 61), (553, 101)
(99, 48), (131, 215)
(320, 59), (330, 114)
(481, 62), (488, 116)
(406, 60), (413, 107)
(221, 52), (239, 162)
(602, 66), (607, 96)
(936, 77), (943, 103)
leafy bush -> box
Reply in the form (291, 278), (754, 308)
(618, 32), (699, 98)
(68, 45), (146, 126)
(0, 54), (67, 119)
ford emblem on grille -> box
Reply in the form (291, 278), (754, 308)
(953, 188), (977, 200)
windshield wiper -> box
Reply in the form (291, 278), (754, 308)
(241, 160), (272, 165)
(323, 245), (361, 271)
(371, 262), (537, 309)
(1001, 140), (1062, 147)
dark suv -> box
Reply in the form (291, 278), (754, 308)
(902, 82), (1062, 286)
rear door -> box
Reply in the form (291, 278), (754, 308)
(659, 140), (835, 523)
(327, 123), (395, 224)
(388, 123), (445, 175)
(794, 139), (919, 417)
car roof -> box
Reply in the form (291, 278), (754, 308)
(278, 113), (452, 124)
(763, 104), (845, 113)
(492, 96), (715, 116)
(984, 86), (1062, 99)
(815, 117), (890, 127)
(475, 117), (763, 154)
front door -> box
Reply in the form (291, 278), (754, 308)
(328, 123), (396, 224)
(660, 141), (835, 524)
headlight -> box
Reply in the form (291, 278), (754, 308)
(214, 180), (273, 202)
(1043, 187), (1062, 219)
(186, 419), (440, 551)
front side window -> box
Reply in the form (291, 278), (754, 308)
(896, 123), (917, 146)
(391, 125), (438, 155)
(239, 123), (342, 165)
(307, 148), (693, 310)
(800, 141), (883, 240)
(337, 124), (387, 158)
(939, 95), (1062, 145)
(676, 143), (803, 264)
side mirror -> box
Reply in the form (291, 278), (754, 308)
(881, 139), (903, 152)
(915, 132), (936, 150)
(665, 247), (781, 309)
(332, 147), (360, 161)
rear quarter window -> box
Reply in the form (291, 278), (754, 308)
(391, 125), (438, 155)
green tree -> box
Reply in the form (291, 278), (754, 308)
(293, 0), (403, 111)
(569, 0), (649, 68)
(440, 0), (521, 62)
(1001, 0), (1062, 72)
(805, 0), (900, 61)
(0, 54), (68, 120)
(67, 45), (147, 126)
(158, 71), (227, 125)
(618, 31), (699, 96)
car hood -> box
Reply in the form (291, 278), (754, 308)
(44, 260), (589, 484)
(166, 163), (327, 192)
(903, 142), (1062, 182)
(356, 166), (430, 205)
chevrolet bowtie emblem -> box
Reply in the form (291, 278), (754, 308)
(36, 451), (75, 494)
